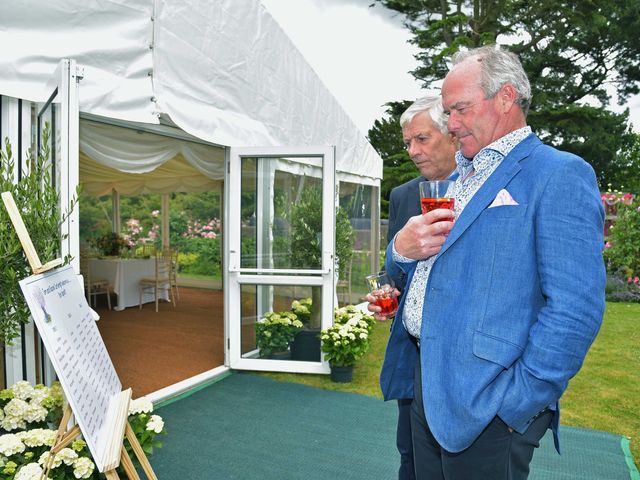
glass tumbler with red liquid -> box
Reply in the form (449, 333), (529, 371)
(419, 180), (455, 217)
(365, 272), (398, 317)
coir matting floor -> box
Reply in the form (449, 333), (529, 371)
(151, 372), (638, 479)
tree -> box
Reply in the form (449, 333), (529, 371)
(600, 132), (640, 193)
(370, 0), (640, 194)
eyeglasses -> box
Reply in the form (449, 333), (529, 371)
(403, 133), (432, 151)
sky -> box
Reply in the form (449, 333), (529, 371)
(260, 0), (424, 134)
(260, 0), (640, 136)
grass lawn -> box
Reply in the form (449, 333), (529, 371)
(258, 302), (639, 470)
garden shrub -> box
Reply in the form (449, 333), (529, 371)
(604, 195), (640, 302)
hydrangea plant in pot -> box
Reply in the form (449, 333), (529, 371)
(289, 297), (321, 361)
(320, 306), (375, 382)
(255, 311), (303, 359)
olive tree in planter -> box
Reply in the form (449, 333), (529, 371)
(0, 127), (77, 344)
(289, 187), (354, 360)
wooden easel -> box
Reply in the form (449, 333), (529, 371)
(2, 191), (158, 480)
(43, 389), (157, 479)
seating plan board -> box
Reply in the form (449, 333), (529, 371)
(19, 264), (122, 472)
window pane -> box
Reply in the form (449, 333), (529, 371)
(240, 283), (322, 362)
(240, 156), (323, 271)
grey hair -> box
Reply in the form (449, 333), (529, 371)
(399, 95), (449, 134)
(451, 45), (532, 115)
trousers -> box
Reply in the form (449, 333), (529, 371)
(411, 355), (552, 479)
(397, 398), (415, 480)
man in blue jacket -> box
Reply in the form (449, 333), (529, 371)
(381, 45), (605, 479)
(369, 94), (457, 480)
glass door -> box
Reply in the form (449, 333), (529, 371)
(226, 147), (335, 374)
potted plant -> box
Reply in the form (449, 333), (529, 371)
(290, 187), (355, 330)
(94, 232), (128, 257)
(289, 297), (321, 361)
(255, 311), (303, 359)
(320, 306), (375, 382)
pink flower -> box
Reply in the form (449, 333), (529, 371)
(151, 210), (160, 217)
(635, 277), (640, 285)
(604, 241), (612, 249)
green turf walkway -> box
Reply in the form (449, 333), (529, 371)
(152, 372), (638, 479)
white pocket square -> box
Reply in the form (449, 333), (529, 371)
(489, 189), (519, 208)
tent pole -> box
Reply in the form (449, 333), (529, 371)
(111, 189), (120, 234)
(161, 194), (169, 250)
(371, 185), (380, 274)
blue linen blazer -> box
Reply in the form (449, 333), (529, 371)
(379, 134), (606, 453)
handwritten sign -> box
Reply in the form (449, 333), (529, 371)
(19, 264), (121, 472)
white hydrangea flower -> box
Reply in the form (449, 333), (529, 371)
(29, 388), (49, 406)
(0, 415), (26, 432)
(72, 457), (95, 479)
(23, 404), (47, 423)
(56, 447), (79, 466)
(0, 407), (4, 421)
(4, 398), (29, 418)
(16, 429), (57, 448)
(0, 433), (26, 456)
(38, 451), (60, 468)
(14, 462), (47, 480)
(129, 397), (153, 415)
(10, 381), (35, 401)
(146, 414), (164, 434)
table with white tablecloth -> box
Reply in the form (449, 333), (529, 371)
(89, 258), (169, 311)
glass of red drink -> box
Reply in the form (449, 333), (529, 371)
(365, 272), (398, 317)
(419, 180), (455, 216)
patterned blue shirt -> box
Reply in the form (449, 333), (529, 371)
(399, 126), (533, 338)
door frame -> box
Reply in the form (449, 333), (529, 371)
(224, 146), (336, 374)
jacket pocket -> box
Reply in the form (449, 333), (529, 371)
(482, 204), (527, 219)
(473, 331), (524, 369)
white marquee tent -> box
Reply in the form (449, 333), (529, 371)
(0, 0), (383, 190)
(0, 0), (383, 389)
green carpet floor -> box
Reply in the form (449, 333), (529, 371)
(151, 372), (637, 479)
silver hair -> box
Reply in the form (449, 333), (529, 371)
(451, 45), (532, 115)
(399, 95), (449, 133)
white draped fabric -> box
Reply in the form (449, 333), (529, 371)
(79, 121), (224, 195)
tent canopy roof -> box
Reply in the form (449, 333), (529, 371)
(0, 0), (382, 184)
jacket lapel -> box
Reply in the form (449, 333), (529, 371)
(437, 134), (541, 257)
